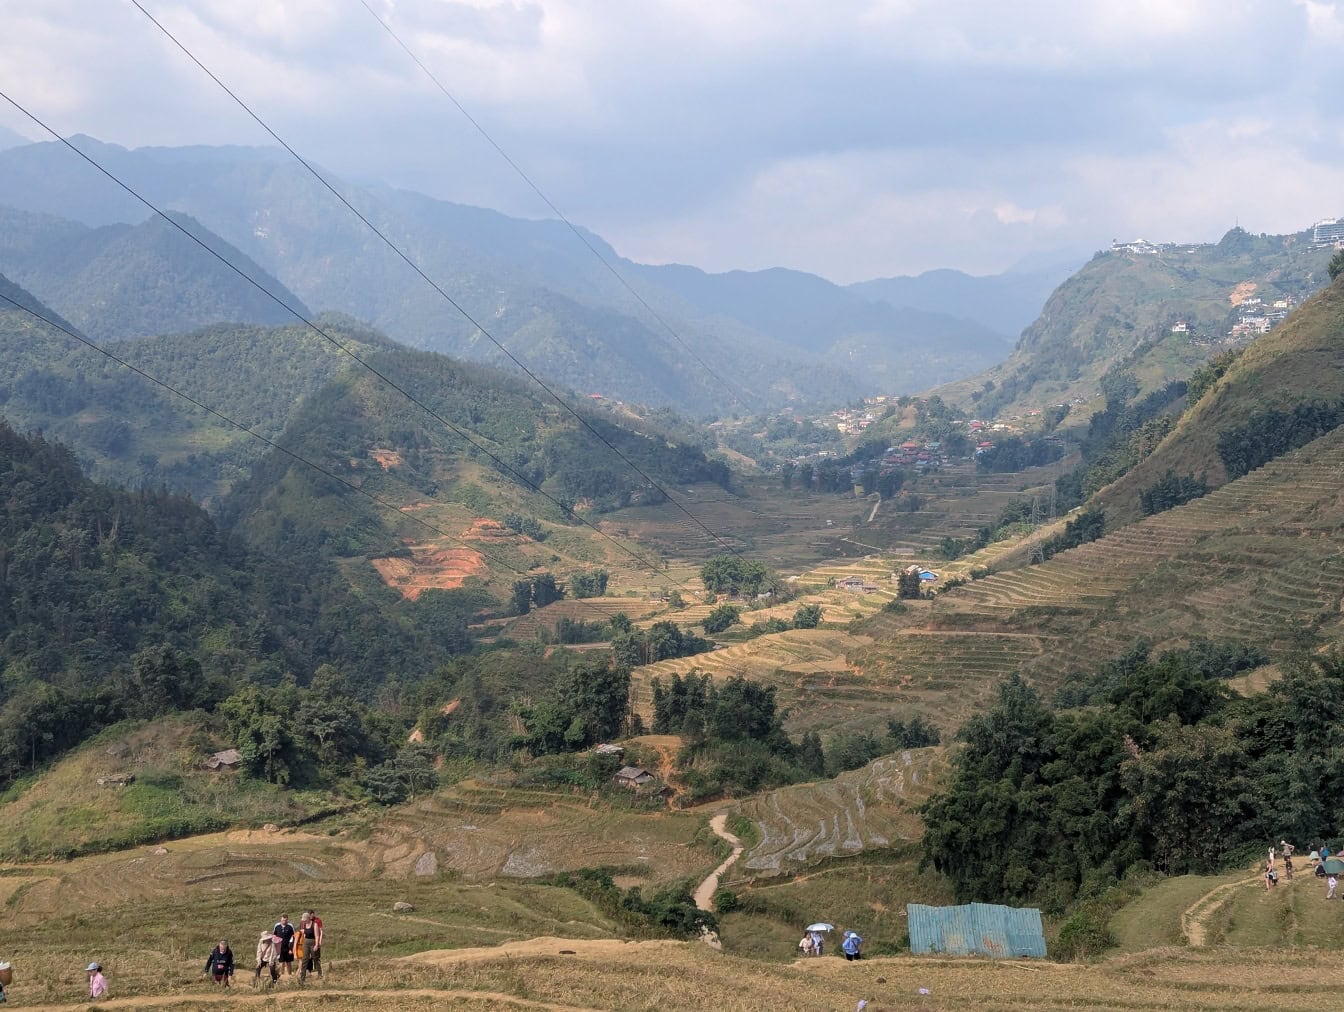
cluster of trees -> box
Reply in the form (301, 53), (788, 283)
(922, 640), (1338, 916)
(1139, 470), (1208, 516)
(611, 620), (713, 667)
(0, 423), (478, 786)
(1217, 401), (1344, 479)
(511, 573), (565, 615)
(703, 603), (822, 636)
(700, 554), (787, 599)
(542, 414), (731, 512)
(1037, 509), (1106, 562)
(514, 657), (632, 754)
(568, 568), (609, 598)
(1053, 376), (1186, 511)
(975, 436), (1066, 474)
(502, 512), (547, 541)
(802, 716), (942, 779)
(1185, 349), (1242, 405)
(650, 672), (806, 798)
(550, 868), (716, 939)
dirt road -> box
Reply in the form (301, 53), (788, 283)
(693, 812), (743, 911)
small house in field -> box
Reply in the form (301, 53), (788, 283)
(205, 748), (242, 771)
(614, 766), (655, 788)
(592, 743), (625, 757)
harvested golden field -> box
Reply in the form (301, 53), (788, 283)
(4, 935), (1344, 1010)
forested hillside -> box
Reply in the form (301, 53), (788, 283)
(0, 205), (307, 341)
(936, 227), (1333, 417)
(0, 281), (388, 503)
(0, 421), (474, 784)
(222, 344), (733, 565)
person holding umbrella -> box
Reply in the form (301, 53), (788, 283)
(805, 922), (833, 956)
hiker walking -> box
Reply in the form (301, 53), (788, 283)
(204, 940), (234, 986)
(1327, 874), (1337, 900)
(86, 962), (108, 1000)
(253, 932), (280, 986)
(1285, 854), (1294, 881)
(273, 913), (297, 975)
(842, 930), (864, 961)
(810, 930), (825, 957)
(300, 909), (323, 980)
(1264, 863), (1278, 890)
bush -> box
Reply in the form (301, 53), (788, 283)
(713, 888), (741, 913)
(1055, 902), (1114, 961)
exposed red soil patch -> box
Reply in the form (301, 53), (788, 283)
(371, 542), (489, 599)
(369, 448), (404, 469)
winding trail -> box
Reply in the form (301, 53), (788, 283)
(694, 812), (744, 912)
(1182, 874), (1262, 946)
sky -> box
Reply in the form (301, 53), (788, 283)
(1, 0), (1342, 283)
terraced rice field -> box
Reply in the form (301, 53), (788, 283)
(891, 428), (1344, 695)
(731, 749), (943, 877)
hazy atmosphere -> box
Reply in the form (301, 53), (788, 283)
(4, 0), (1342, 281)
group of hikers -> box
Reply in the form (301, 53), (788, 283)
(224, 910), (325, 987)
(0, 910), (324, 1003)
(1263, 840), (1344, 898)
(797, 927), (864, 960)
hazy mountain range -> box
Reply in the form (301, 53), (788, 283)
(0, 135), (1071, 414)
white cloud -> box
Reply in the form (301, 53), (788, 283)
(0, 0), (1341, 279)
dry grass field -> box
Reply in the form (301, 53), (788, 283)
(6, 930), (1344, 1010)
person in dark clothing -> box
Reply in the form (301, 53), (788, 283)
(273, 914), (297, 975)
(299, 911), (322, 981)
(203, 940), (234, 986)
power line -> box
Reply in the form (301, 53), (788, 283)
(0, 290), (561, 593)
(128, 0), (748, 562)
(0, 87), (719, 601)
(355, 0), (761, 418)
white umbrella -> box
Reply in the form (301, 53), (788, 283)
(805, 922), (834, 932)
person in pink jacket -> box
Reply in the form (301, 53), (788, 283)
(86, 963), (107, 1000)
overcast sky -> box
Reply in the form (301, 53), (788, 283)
(2, 0), (1342, 283)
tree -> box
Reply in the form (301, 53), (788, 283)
(1120, 721), (1254, 873)
(130, 644), (204, 718)
(516, 658), (631, 754)
(511, 580), (532, 616)
(792, 604), (823, 629)
(220, 685), (298, 784)
(897, 568), (923, 599)
(703, 604), (741, 634)
(532, 572), (564, 607)
(569, 569), (610, 599)
(1330, 249), (1344, 280)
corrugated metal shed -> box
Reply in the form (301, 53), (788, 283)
(906, 902), (1046, 959)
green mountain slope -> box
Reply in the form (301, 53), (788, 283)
(0, 285), (387, 503)
(220, 345), (733, 597)
(1093, 272), (1344, 523)
(0, 205), (309, 341)
(935, 228), (1333, 416)
(0, 420), (460, 784)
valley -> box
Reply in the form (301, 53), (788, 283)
(0, 124), (1342, 1011)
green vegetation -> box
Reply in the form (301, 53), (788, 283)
(1216, 401), (1344, 478)
(548, 868), (716, 938)
(922, 642), (1341, 915)
(650, 672), (812, 799)
(943, 226), (1332, 419)
(975, 435), (1065, 473)
(1139, 470), (1208, 515)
